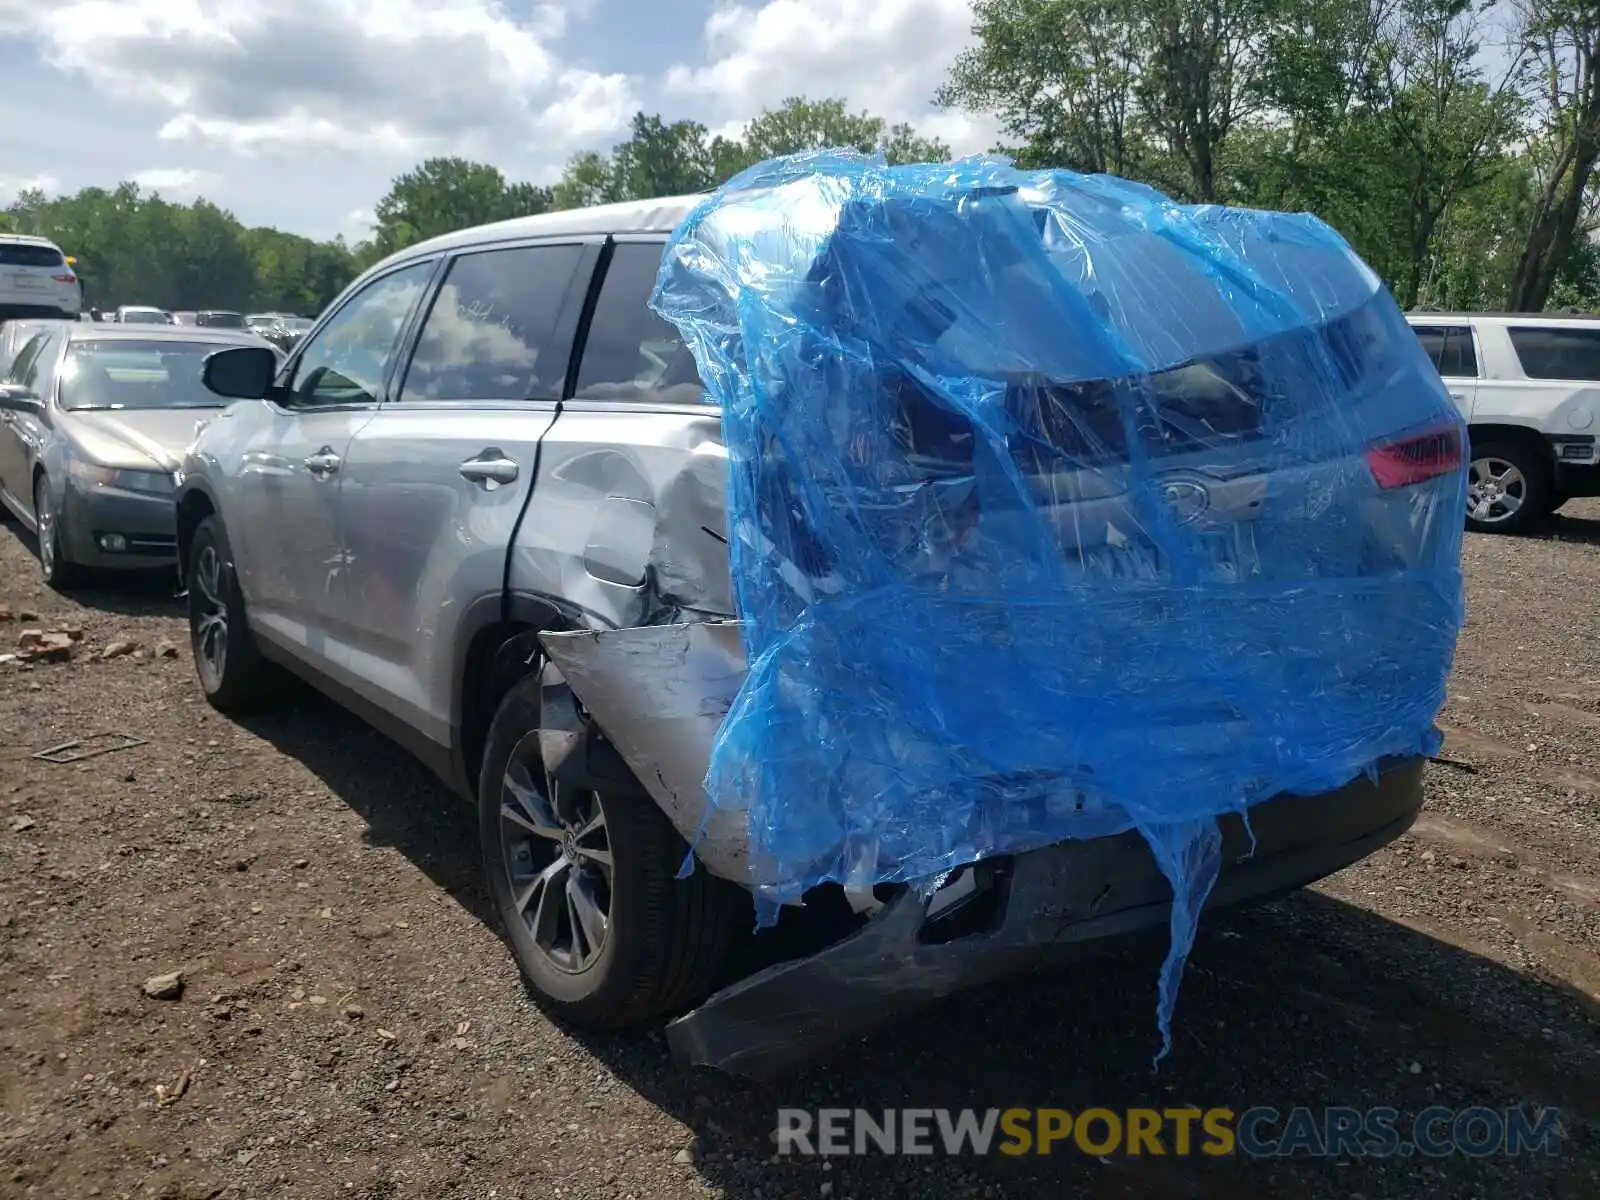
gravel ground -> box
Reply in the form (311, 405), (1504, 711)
(1, 507), (1597, 1200)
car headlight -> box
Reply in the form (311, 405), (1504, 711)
(66, 460), (176, 493)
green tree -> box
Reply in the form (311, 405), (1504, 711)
(550, 150), (616, 210)
(1509, 0), (1600, 310)
(720, 97), (953, 174)
(941, 0), (1532, 307)
(741, 96), (886, 159)
(1360, 0), (1527, 307)
(608, 114), (718, 200)
(5, 181), (357, 315)
(880, 122), (954, 165)
(552, 100), (953, 208)
(942, 0), (1144, 174)
(371, 157), (552, 256)
(941, 0), (1276, 195)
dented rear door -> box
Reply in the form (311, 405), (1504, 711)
(509, 238), (734, 629)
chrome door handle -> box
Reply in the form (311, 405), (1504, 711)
(459, 450), (519, 488)
(304, 449), (341, 476)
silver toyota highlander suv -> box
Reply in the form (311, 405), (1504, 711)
(176, 194), (1440, 1074)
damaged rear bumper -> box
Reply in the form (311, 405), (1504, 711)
(539, 622), (1425, 1078)
(665, 757), (1424, 1078)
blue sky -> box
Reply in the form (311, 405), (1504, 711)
(0, 0), (996, 241)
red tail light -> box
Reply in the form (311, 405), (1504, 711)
(1366, 426), (1463, 490)
(52, 273), (76, 284)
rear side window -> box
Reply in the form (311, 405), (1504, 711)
(5, 334), (47, 384)
(574, 243), (705, 404)
(19, 334), (58, 394)
(1411, 325), (1477, 378)
(1508, 325), (1600, 381)
(0, 243), (65, 268)
(398, 244), (583, 403)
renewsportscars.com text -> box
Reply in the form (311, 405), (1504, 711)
(774, 1106), (1564, 1159)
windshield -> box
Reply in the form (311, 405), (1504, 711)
(59, 340), (239, 410)
(281, 317), (313, 332)
(120, 309), (170, 324)
(197, 311), (246, 329)
(245, 314), (278, 329)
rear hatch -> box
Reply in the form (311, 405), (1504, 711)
(0, 242), (74, 303)
(555, 172), (1465, 903)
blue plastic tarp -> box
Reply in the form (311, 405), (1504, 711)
(651, 152), (1465, 1056)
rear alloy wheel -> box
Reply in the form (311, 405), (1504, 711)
(1465, 442), (1552, 535)
(501, 747), (615, 975)
(186, 515), (280, 712)
(479, 673), (741, 1029)
(34, 475), (80, 590)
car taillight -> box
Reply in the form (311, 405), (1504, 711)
(1365, 425), (1463, 489)
(52, 273), (76, 284)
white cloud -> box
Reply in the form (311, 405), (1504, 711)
(10, 0), (637, 157)
(917, 110), (1004, 156)
(665, 0), (996, 154)
(707, 117), (750, 145)
(129, 167), (220, 198)
(0, 0), (1014, 239)
(0, 173), (63, 205)
(339, 207), (377, 243)
(535, 69), (638, 147)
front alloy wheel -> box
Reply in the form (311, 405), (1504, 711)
(499, 740), (615, 974)
(185, 514), (279, 712)
(191, 541), (230, 694)
(34, 476), (78, 589)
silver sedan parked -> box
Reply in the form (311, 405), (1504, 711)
(0, 323), (279, 587)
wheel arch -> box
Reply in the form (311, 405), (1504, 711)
(454, 591), (588, 799)
(1466, 423), (1553, 462)
(175, 484), (218, 583)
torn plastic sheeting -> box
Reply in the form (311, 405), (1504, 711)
(650, 152), (1465, 1058)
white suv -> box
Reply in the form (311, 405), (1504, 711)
(0, 235), (81, 322)
(1409, 311), (1600, 533)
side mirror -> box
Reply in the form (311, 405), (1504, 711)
(202, 345), (278, 400)
(0, 384), (42, 414)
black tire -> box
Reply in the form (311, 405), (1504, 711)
(479, 672), (741, 1029)
(185, 514), (279, 713)
(1465, 440), (1553, 535)
(34, 474), (81, 590)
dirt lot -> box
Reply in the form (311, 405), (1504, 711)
(0, 510), (1597, 1200)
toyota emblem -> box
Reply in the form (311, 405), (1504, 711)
(1158, 479), (1210, 524)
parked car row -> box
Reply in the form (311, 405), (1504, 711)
(0, 324), (282, 585)
(242, 312), (314, 352)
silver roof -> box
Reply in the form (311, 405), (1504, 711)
(389, 194), (705, 266)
